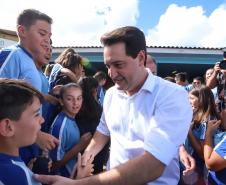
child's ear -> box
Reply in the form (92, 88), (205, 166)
(0, 119), (15, 137)
(17, 25), (26, 39)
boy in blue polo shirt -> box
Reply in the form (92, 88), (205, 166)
(0, 79), (44, 185)
(0, 8), (59, 166)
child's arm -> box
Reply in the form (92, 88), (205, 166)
(204, 120), (226, 171)
(70, 153), (94, 179)
(52, 132), (92, 170)
(179, 145), (196, 176)
(206, 62), (220, 89)
(60, 68), (78, 82)
(36, 131), (59, 151)
(187, 125), (204, 159)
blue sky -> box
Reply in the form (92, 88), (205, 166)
(1, 0), (226, 47)
(138, 0), (226, 33)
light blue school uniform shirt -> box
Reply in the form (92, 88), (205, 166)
(0, 44), (42, 91)
(0, 153), (41, 185)
(49, 112), (80, 177)
(38, 69), (50, 120)
(0, 44), (42, 164)
(48, 63), (62, 91)
(185, 121), (207, 155)
(97, 86), (105, 106)
(208, 136), (226, 185)
(97, 71), (192, 185)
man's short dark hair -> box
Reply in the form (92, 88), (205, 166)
(17, 9), (52, 28)
(193, 76), (204, 84)
(100, 26), (147, 64)
(175, 72), (188, 82)
(0, 79), (44, 121)
(93, 71), (107, 81)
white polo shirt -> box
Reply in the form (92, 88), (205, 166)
(97, 71), (192, 185)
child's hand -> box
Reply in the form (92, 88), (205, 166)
(36, 131), (59, 151)
(70, 153), (94, 179)
(206, 120), (221, 136)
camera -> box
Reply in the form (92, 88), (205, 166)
(219, 60), (226, 70)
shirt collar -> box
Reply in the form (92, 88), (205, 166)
(140, 70), (156, 93)
(116, 69), (156, 97)
(16, 43), (33, 59)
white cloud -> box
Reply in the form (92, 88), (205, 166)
(146, 4), (226, 47)
(0, 0), (139, 46)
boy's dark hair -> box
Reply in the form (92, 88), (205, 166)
(193, 76), (204, 84)
(100, 26), (147, 65)
(0, 79), (44, 121)
(17, 9), (52, 28)
(59, 83), (82, 99)
(93, 71), (107, 82)
(175, 72), (188, 82)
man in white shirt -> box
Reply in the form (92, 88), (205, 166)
(35, 26), (192, 185)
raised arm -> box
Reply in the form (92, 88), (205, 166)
(204, 120), (226, 171)
(206, 63), (220, 89)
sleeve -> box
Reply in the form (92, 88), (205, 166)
(96, 88), (113, 136)
(0, 165), (29, 185)
(144, 88), (192, 165)
(14, 168), (29, 185)
(0, 50), (20, 79)
(49, 116), (67, 161)
(96, 111), (110, 136)
(58, 122), (69, 159)
(215, 136), (226, 159)
(48, 64), (63, 90)
(199, 122), (207, 140)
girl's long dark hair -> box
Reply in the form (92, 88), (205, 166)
(76, 76), (102, 123)
(190, 86), (220, 127)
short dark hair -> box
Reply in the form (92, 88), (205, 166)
(175, 72), (188, 82)
(0, 79), (44, 121)
(93, 71), (107, 81)
(17, 9), (52, 28)
(193, 76), (204, 83)
(100, 26), (147, 64)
